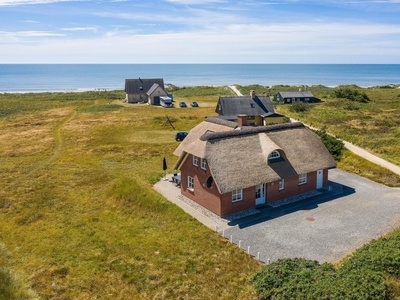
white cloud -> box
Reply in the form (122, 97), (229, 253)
(0, 30), (65, 37)
(0, 0), (80, 5)
(165, 0), (226, 4)
(1, 21), (400, 63)
(62, 27), (98, 32)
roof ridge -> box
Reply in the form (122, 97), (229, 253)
(200, 122), (304, 141)
(204, 116), (238, 128)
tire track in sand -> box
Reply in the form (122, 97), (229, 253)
(6, 109), (78, 190)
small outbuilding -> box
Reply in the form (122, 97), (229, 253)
(274, 91), (320, 104)
(173, 118), (336, 217)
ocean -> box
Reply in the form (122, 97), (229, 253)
(1, 64), (400, 93)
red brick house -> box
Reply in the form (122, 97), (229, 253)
(173, 117), (336, 217)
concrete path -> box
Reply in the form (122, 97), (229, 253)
(154, 178), (221, 230)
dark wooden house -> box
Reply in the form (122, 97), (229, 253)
(274, 91), (320, 104)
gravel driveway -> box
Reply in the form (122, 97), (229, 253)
(223, 169), (400, 263)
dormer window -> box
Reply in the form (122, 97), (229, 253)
(268, 151), (280, 160)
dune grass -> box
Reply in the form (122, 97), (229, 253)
(1, 87), (399, 298)
(270, 86), (400, 166)
(337, 149), (400, 187)
(0, 90), (262, 299)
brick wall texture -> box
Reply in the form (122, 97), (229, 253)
(180, 154), (329, 217)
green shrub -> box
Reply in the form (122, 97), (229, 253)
(251, 258), (335, 300)
(252, 258), (389, 300)
(340, 231), (400, 277)
(252, 230), (400, 299)
(313, 126), (345, 161)
(289, 102), (309, 113)
(334, 87), (369, 103)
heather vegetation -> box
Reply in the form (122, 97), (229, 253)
(334, 87), (370, 102)
(0, 86), (399, 298)
(252, 229), (400, 299)
(313, 127), (345, 161)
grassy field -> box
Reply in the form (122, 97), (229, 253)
(0, 87), (399, 298)
(0, 90), (260, 299)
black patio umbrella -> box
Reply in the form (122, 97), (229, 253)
(163, 157), (167, 180)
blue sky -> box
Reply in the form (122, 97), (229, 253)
(1, 0), (400, 63)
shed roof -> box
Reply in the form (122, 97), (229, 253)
(146, 83), (160, 96)
(215, 96), (275, 116)
(125, 78), (165, 94)
(278, 91), (314, 98)
(175, 122), (336, 194)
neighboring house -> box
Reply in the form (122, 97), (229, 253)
(215, 90), (284, 126)
(274, 91), (320, 104)
(125, 78), (169, 105)
(173, 118), (336, 217)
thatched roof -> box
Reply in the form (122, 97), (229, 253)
(175, 121), (336, 194)
(173, 117), (237, 160)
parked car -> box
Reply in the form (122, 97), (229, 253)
(179, 102), (187, 108)
(190, 102), (199, 107)
(175, 131), (188, 141)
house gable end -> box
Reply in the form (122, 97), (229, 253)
(125, 78), (165, 95)
(216, 96), (275, 117)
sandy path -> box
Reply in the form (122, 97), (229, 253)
(288, 117), (400, 176)
(229, 85), (243, 96)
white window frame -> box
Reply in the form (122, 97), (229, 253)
(279, 179), (284, 190)
(232, 189), (243, 202)
(299, 173), (307, 185)
(188, 176), (194, 191)
(192, 155), (198, 167)
(269, 151), (280, 160)
(200, 158), (207, 170)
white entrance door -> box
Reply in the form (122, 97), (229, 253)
(255, 184), (266, 205)
(316, 170), (323, 189)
